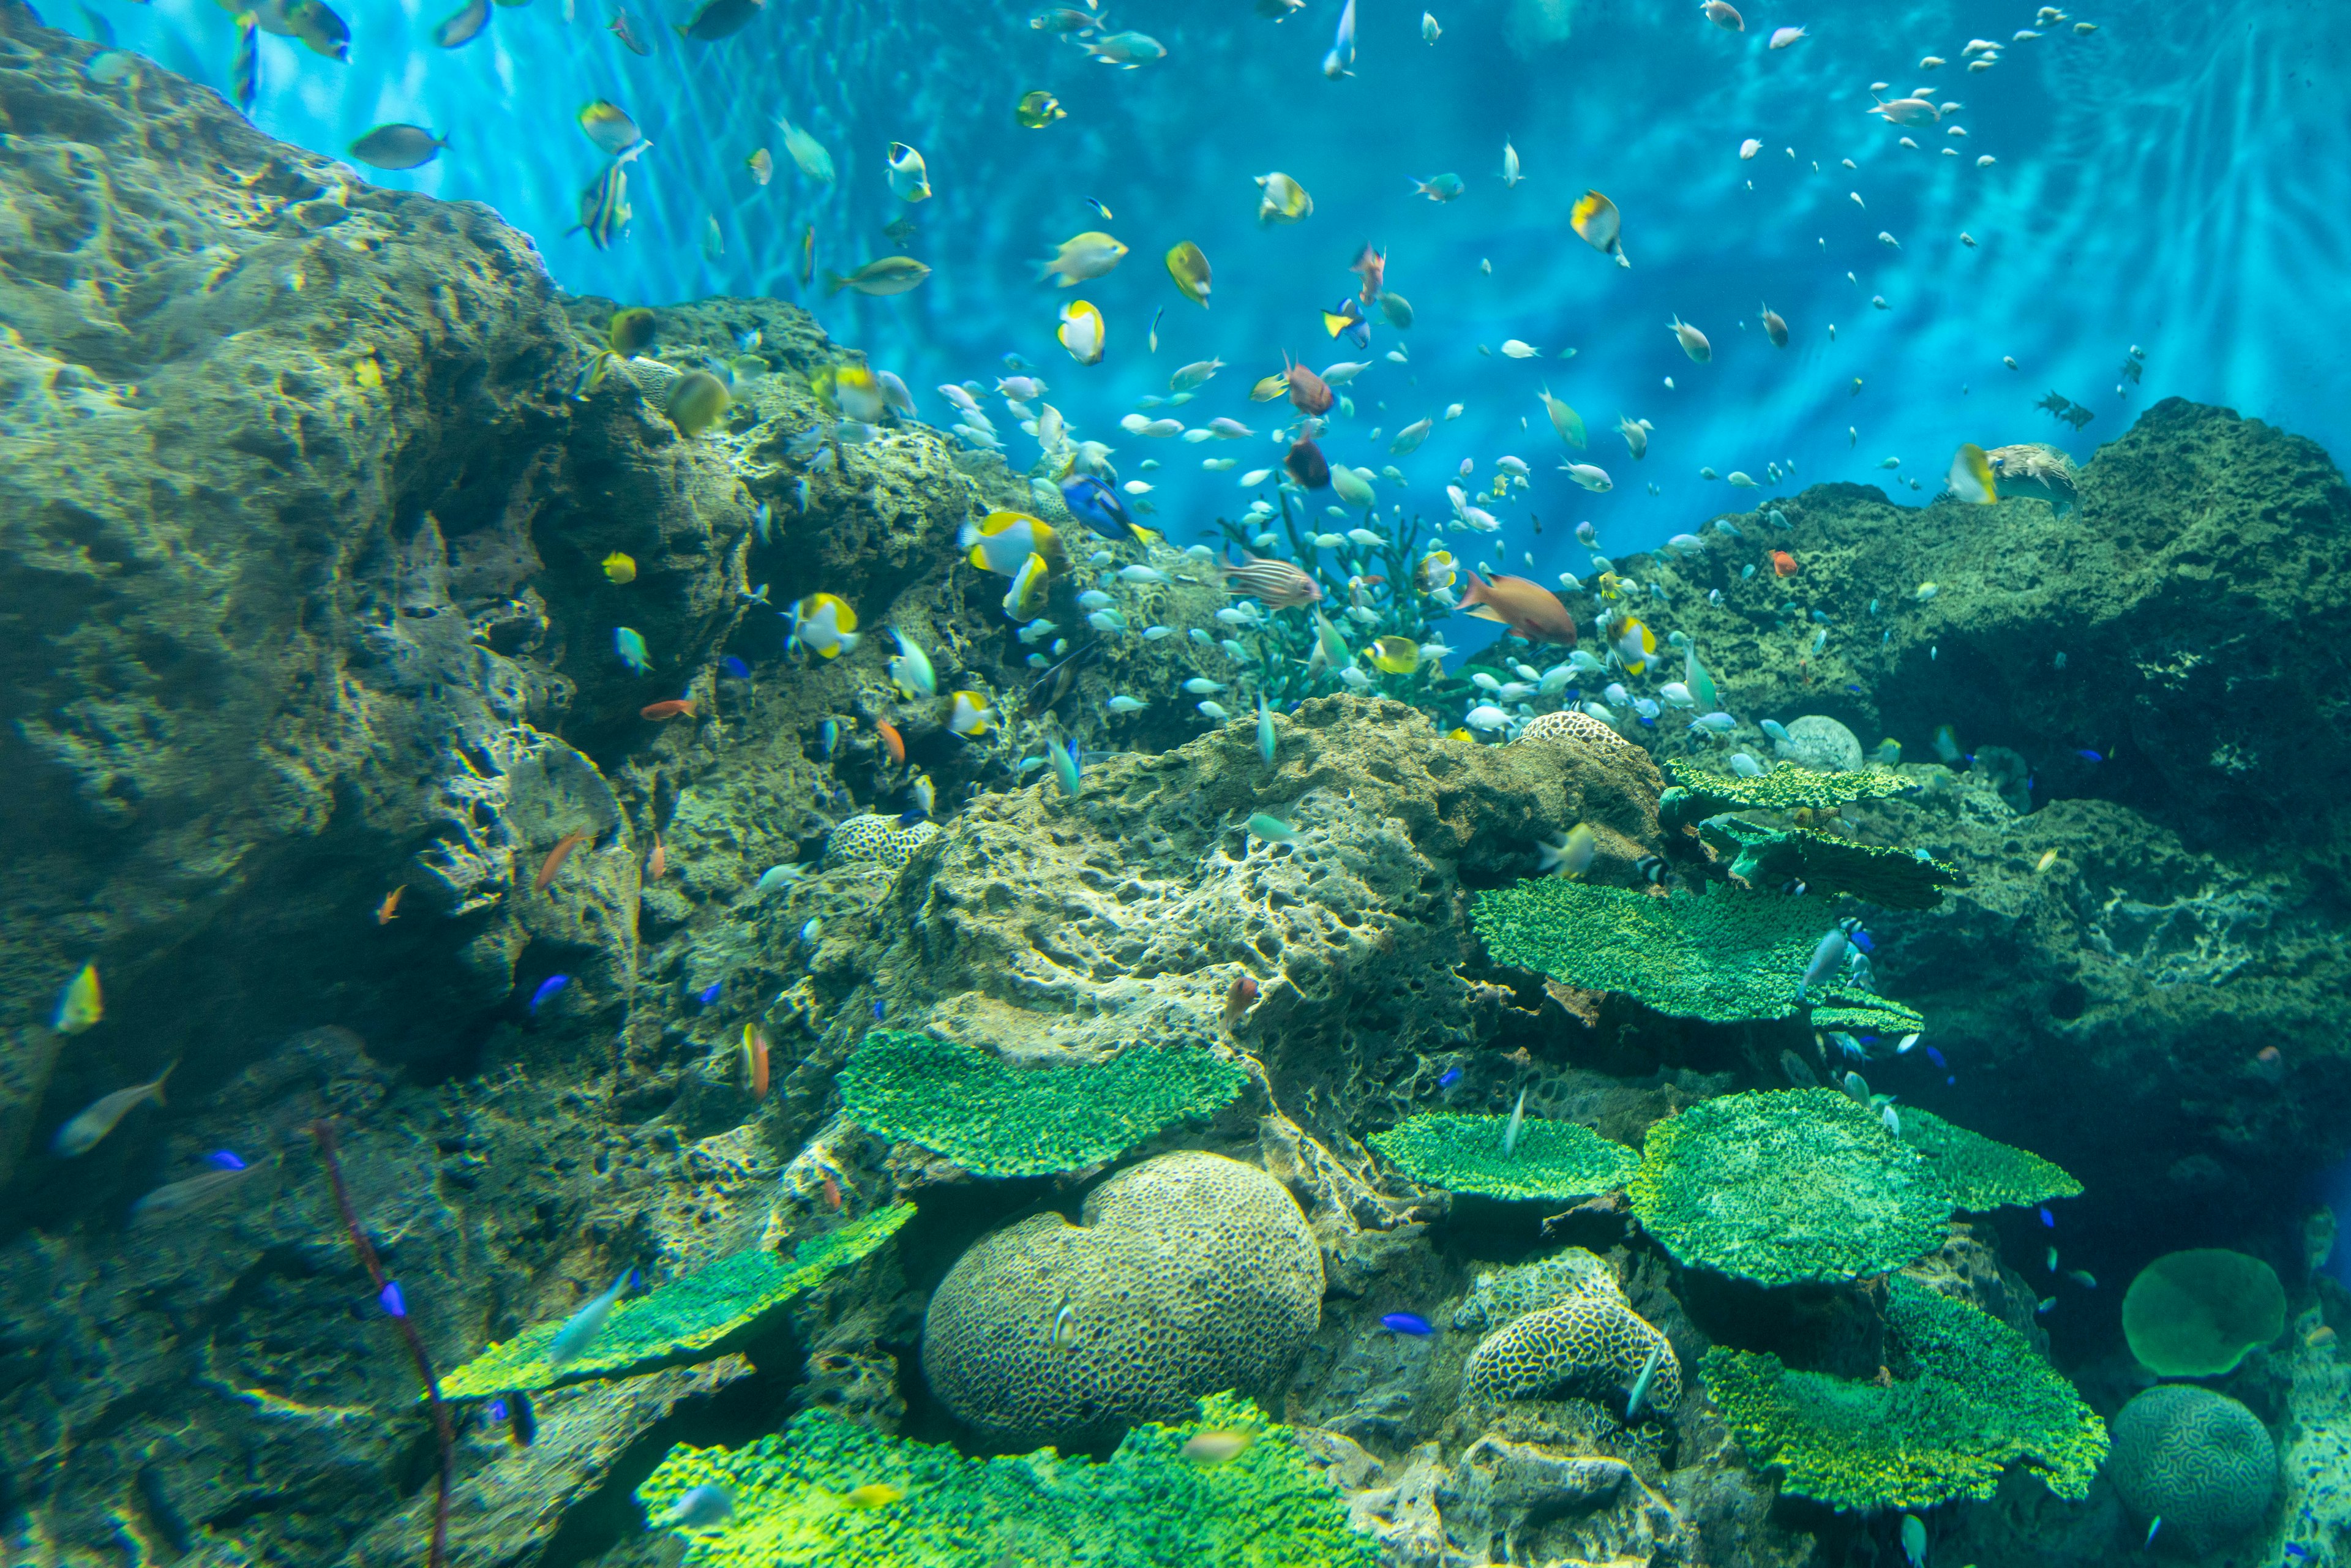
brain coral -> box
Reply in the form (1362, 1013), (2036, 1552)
(1515, 710), (1632, 750)
(1368, 1111), (1639, 1202)
(1627, 1089), (1953, 1286)
(2108, 1385), (2277, 1548)
(825, 812), (940, 869)
(1460, 1288), (1681, 1415)
(2121, 1249), (2287, 1376)
(921, 1151), (1323, 1447)
(1451, 1249), (1619, 1332)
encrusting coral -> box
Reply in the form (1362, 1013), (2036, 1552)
(1368, 1111), (1640, 1203)
(1451, 1249), (1622, 1332)
(1701, 1275), (2107, 1512)
(835, 1029), (1247, 1177)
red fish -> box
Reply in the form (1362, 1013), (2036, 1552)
(1283, 355), (1333, 416)
(1225, 973), (1259, 1024)
(640, 698), (697, 720)
(1771, 550), (1799, 576)
(1350, 242), (1384, 305)
(534, 830), (590, 892)
(1459, 574), (1578, 645)
(1284, 437), (1331, 489)
(876, 719), (906, 764)
(821, 1174), (841, 1209)
(373, 885), (405, 925)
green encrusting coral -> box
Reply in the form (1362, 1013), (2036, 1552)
(440, 1204), (915, 1399)
(637, 1390), (1379, 1567)
(1660, 761), (1916, 828)
(1368, 1112), (1640, 1202)
(1627, 1090), (1952, 1286)
(1472, 879), (1922, 1032)
(1897, 1107), (2082, 1211)
(1701, 1275), (2107, 1512)
(837, 1030), (1248, 1177)
(1697, 814), (1967, 911)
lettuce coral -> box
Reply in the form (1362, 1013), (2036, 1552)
(440, 1204), (913, 1398)
(637, 1390), (1380, 1567)
(836, 1029), (1247, 1177)
(1701, 1275), (2108, 1512)
(1368, 1111), (1640, 1202)
(1896, 1107), (2082, 1211)
(1626, 1089), (1952, 1286)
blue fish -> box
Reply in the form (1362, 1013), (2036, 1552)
(2039, 1206), (2055, 1228)
(1003, 352), (1030, 372)
(1924, 1045), (1948, 1070)
(1437, 1067), (1462, 1089)
(1322, 296), (1370, 350)
(1059, 475), (1155, 543)
(872, 1000), (886, 1021)
(1846, 683), (1864, 694)
(1381, 1311), (1435, 1337)
(207, 1149), (248, 1171)
(486, 1398), (506, 1423)
(697, 982), (722, 1006)
(529, 975), (571, 1015)
(380, 1281), (408, 1318)
(721, 656), (751, 679)
(819, 718), (840, 757)
(898, 809), (927, 826)
(1848, 929), (1875, 955)
(2074, 749), (2103, 763)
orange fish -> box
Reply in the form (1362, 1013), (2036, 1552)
(1770, 550), (1799, 577)
(1458, 573), (1580, 645)
(535, 829), (590, 892)
(640, 698), (697, 720)
(1284, 354), (1333, 416)
(821, 1173), (841, 1209)
(744, 1024), (771, 1099)
(1224, 973), (1258, 1024)
(1350, 242), (1384, 305)
(374, 885), (405, 925)
(646, 837), (667, 880)
(876, 719), (906, 764)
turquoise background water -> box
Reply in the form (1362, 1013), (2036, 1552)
(78, 0), (2350, 573)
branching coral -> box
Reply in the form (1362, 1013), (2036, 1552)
(1368, 1112), (1639, 1202)
(638, 1390), (1379, 1567)
(1627, 1089), (1952, 1286)
(1701, 1275), (2107, 1512)
(441, 1204), (914, 1398)
(1698, 813), (1967, 911)
(1659, 761), (1914, 828)
(1896, 1107), (2082, 1212)
(836, 1030), (1246, 1177)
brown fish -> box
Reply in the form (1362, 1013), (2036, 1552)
(1284, 356), (1333, 416)
(1459, 573), (1579, 645)
(535, 829), (591, 892)
(640, 698), (697, 720)
(1283, 437), (1330, 489)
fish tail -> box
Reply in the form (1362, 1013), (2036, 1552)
(151, 1059), (179, 1105)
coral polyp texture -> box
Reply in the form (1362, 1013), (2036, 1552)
(920, 1152), (1322, 1447)
(1368, 1111), (1640, 1202)
(637, 1391), (1379, 1567)
(2120, 1248), (2287, 1376)
(1660, 760), (1916, 823)
(1472, 879), (1922, 1031)
(1627, 1089), (1952, 1286)
(1515, 710), (1634, 751)
(1700, 1275), (2107, 1512)
(1895, 1107), (2082, 1212)
(440, 1204), (914, 1398)
(2106, 1385), (2278, 1548)
(1460, 1283), (1681, 1413)
(836, 1029), (1247, 1177)
(1697, 813), (1967, 910)
(824, 813), (942, 870)
(1451, 1249), (1622, 1332)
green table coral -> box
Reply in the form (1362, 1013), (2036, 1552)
(1368, 1112), (1640, 1203)
(441, 1204), (914, 1399)
(1698, 814), (1967, 911)
(1897, 1108), (2082, 1211)
(1473, 879), (1917, 1029)
(1660, 761), (1916, 828)
(838, 1030), (1248, 1178)
(1627, 1089), (1953, 1286)
(2121, 1249), (2286, 1376)
(637, 1390), (1379, 1567)
(1702, 1275), (2106, 1512)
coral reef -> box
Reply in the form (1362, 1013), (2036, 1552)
(1698, 813), (1967, 910)
(1659, 760), (1916, 827)
(1460, 1290), (1682, 1413)
(823, 813), (943, 870)
(2120, 1247), (2287, 1376)
(920, 1152), (1323, 1447)
(1368, 1111), (1640, 1203)
(1451, 1249), (1623, 1332)
(1895, 1106), (2082, 1211)
(2106, 1384), (2278, 1549)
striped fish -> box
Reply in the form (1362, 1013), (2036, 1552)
(1217, 553), (1322, 610)
(569, 143), (647, 251)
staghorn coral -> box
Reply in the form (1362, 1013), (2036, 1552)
(1451, 1249), (1621, 1332)
(1368, 1112), (1639, 1203)
(1659, 760), (1915, 829)
(1460, 1291), (1681, 1414)
(834, 1029), (1247, 1177)
(1627, 1089), (1953, 1286)
(2121, 1248), (2287, 1377)
(637, 1390), (1379, 1567)
(920, 1152), (1322, 1447)
(2107, 1385), (2277, 1548)
(1896, 1106), (2081, 1211)
(1698, 813), (1967, 910)
(440, 1204), (913, 1398)
(1515, 709), (1635, 751)
(823, 813), (942, 871)
(1701, 1275), (2106, 1512)
(1473, 879), (1924, 1032)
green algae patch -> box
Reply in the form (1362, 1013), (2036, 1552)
(838, 1030), (1247, 1177)
(441, 1204), (914, 1399)
(1701, 1275), (2107, 1512)
(637, 1390), (1379, 1567)
(1627, 1089), (1952, 1286)
(1660, 761), (1916, 826)
(1698, 814), (1967, 911)
(1369, 1112), (1638, 1203)
(1473, 879), (1911, 1028)
(1897, 1107), (2082, 1212)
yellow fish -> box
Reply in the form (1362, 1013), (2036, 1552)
(962, 512), (1061, 576)
(607, 306), (656, 356)
(947, 691), (994, 737)
(576, 99), (642, 156)
(1014, 89), (1066, 128)
(1164, 240), (1212, 307)
(1034, 230), (1127, 286)
(1002, 552), (1050, 620)
(2034, 848), (2059, 874)
(666, 370), (730, 435)
(1947, 441), (1998, 504)
(1570, 189), (1630, 267)
(812, 364), (890, 422)
(1445, 727), (1473, 743)
(1365, 635), (1420, 675)
(1057, 299), (1105, 366)
(789, 593), (861, 658)
(601, 552), (637, 584)
(53, 961), (102, 1034)
(1248, 372), (1290, 403)
(1254, 170), (1313, 225)
(844, 1484), (903, 1509)
(745, 148), (773, 186)
(1610, 614), (1654, 673)
(1415, 551), (1457, 593)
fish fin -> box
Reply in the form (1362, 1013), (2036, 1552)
(836, 632), (861, 654)
(152, 1059), (179, 1104)
(1461, 605), (1508, 623)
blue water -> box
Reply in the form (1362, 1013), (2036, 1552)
(82, 0), (2351, 577)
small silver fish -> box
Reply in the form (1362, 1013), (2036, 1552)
(129, 1160), (263, 1225)
(547, 1269), (637, 1367)
(52, 1063), (176, 1157)
(1501, 1085), (1528, 1155)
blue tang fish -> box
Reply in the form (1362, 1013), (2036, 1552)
(1059, 475), (1157, 544)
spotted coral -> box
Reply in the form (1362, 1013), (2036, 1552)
(1461, 1289), (1681, 1414)
(1451, 1249), (1620, 1332)
(440, 1204), (914, 1399)
(1368, 1112), (1639, 1203)
(1659, 760), (1914, 829)
(1697, 813), (1967, 910)
(637, 1390), (1379, 1567)
(1472, 879), (1919, 1030)
(2107, 1385), (2277, 1548)
(1515, 710), (1632, 751)
(921, 1151), (1322, 1447)
(1700, 1274), (2107, 1512)
(825, 813), (940, 870)
(1627, 1089), (1952, 1286)
(837, 1030), (1247, 1178)
(1896, 1107), (2082, 1211)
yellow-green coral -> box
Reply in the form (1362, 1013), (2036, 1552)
(1701, 1275), (2107, 1512)
(1460, 1289), (1680, 1412)
(838, 1030), (1247, 1178)
(1472, 879), (1919, 1030)
(1368, 1112), (1640, 1203)
(1897, 1107), (2082, 1211)
(1627, 1090), (1952, 1286)
(1660, 761), (1915, 827)
(636, 1390), (1379, 1567)
(1451, 1250), (1620, 1332)
(440, 1204), (913, 1399)
(1698, 813), (1967, 911)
